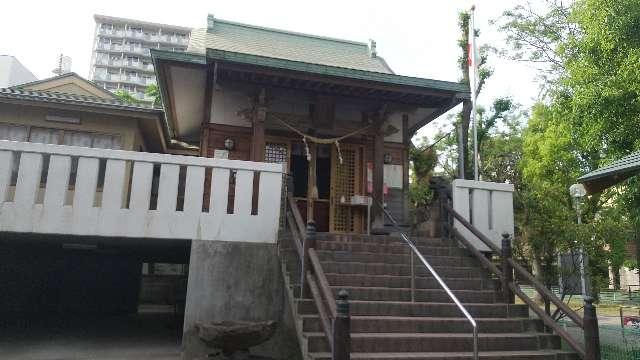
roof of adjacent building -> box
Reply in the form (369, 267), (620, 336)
(578, 151), (640, 194)
(187, 15), (395, 74)
(0, 87), (162, 114)
(12, 72), (117, 99)
(94, 14), (192, 32)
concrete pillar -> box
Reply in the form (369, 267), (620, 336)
(182, 240), (298, 359)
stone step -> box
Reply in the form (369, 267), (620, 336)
(315, 241), (467, 256)
(306, 332), (561, 353)
(316, 234), (453, 247)
(317, 250), (480, 267)
(321, 261), (487, 278)
(309, 350), (579, 360)
(325, 273), (498, 291)
(301, 315), (543, 334)
(296, 299), (528, 318)
(331, 286), (498, 303)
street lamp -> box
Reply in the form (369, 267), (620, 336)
(569, 183), (589, 298)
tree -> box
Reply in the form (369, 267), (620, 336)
(493, 0), (577, 88)
(113, 90), (140, 104)
(145, 84), (162, 108)
(499, 0), (640, 293)
(456, 11), (493, 179)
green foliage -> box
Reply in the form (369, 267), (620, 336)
(145, 84), (162, 108)
(499, 0), (640, 290)
(456, 10), (493, 179)
(113, 90), (140, 104)
(408, 144), (437, 208)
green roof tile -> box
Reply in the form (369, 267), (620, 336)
(188, 17), (394, 74)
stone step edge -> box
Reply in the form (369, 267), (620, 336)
(308, 349), (576, 359)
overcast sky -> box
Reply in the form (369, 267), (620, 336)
(0, 0), (540, 141)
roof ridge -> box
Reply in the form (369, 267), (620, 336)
(207, 17), (369, 48)
(11, 72), (117, 99)
(0, 87), (157, 110)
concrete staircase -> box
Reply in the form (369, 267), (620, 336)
(280, 232), (579, 360)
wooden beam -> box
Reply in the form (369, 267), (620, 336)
(408, 96), (461, 135)
(200, 62), (216, 156)
(220, 62), (458, 100)
(307, 142), (317, 226)
(402, 114), (410, 223)
(371, 108), (387, 231)
(250, 87), (267, 162)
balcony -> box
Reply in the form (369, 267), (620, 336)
(98, 28), (124, 37)
(0, 140), (284, 243)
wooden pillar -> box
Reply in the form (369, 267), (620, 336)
(306, 142), (317, 225)
(200, 62), (216, 157)
(402, 114), (410, 223)
(583, 297), (601, 360)
(501, 233), (515, 304)
(371, 116), (386, 232)
(332, 289), (351, 360)
(251, 88), (267, 162)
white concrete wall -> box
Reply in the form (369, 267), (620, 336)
(452, 179), (515, 252)
(0, 140), (284, 243)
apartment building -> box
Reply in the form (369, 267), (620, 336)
(0, 55), (37, 88)
(89, 14), (191, 104)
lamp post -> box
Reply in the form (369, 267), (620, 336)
(569, 183), (589, 299)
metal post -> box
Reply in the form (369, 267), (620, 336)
(583, 296), (601, 360)
(333, 290), (350, 360)
(301, 221), (317, 298)
(501, 233), (515, 304)
(410, 252), (415, 303)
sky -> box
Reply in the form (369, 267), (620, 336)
(0, 0), (541, 141)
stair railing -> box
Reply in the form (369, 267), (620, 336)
(434, 184), (601, 360)
(374, 199), (479, 360)
(284, 194), (351, 360)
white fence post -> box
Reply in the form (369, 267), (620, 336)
(0, 140), (284, 243)
(452, 179), (515, 252)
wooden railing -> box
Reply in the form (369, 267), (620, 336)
(433, 183), (601, 360)
(284, 194), (350, 360)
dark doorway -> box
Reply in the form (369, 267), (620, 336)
(290, 143), (332, 231)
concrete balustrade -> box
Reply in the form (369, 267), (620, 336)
(0, 140), (284, 243)
(451, 179), (515, 252)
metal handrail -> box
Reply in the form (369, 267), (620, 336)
(437, 191), (595, 359)
(375, 200), (479, 360)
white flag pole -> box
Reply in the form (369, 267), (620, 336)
(469, 5), (479, 181)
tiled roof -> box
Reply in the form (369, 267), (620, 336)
(578, 151), (640, 182)
(11, 72), (117, 99)
(188, 16), (394, 74)
(0, 87), (162, 114)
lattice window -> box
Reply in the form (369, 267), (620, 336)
(265, 142), (289, 229)
(333, 148), (356, 232)
(265, 143), (288, 164)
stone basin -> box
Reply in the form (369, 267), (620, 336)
(196, 320), (277, 357)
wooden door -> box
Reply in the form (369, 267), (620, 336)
(329, 144), (363, 233)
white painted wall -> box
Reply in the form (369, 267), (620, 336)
(0, 140), (284, 243)
(452, 179), (514, 252)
